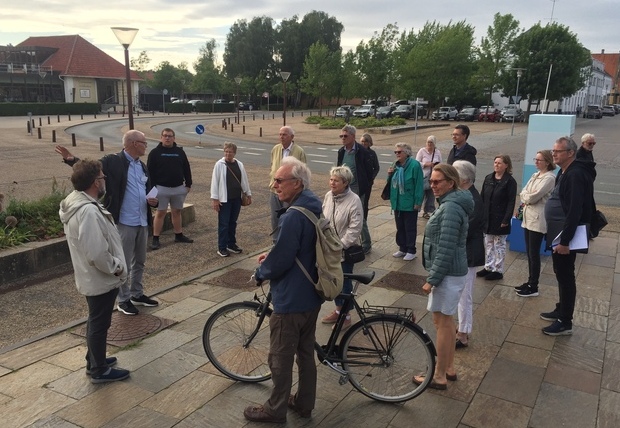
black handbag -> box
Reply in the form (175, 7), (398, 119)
(343, 244), (365, 264)
(590, 210), (608, 238)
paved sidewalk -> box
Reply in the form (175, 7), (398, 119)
(0, 205), (618, 427)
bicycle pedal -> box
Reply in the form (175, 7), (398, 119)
(338, 375), (348, 385)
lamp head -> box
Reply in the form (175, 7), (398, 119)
(111, 27), (139, 48)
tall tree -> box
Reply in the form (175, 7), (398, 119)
(299, 42), (339, 109)
(192, 39), (225, 97)
(223, 16), (276, 82)
(151, 61), (193, 98)
(130, 51), (151, 78)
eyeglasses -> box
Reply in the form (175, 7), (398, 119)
(551, 149), (569, 154)
(162, 134), (174, 138)
(586, 141), (596, 146)
(273, 177), (298, 184)
(134, 140), (148, 146)
(429, 179), (447, 186)
(394, 151), (403, 154)
(533, 158), (546, 162)
(339, 134), (350, 138)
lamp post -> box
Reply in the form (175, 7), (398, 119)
(511, 68), (525, 136)
(111, 27), (139, 129)
(234, 77), (242, 124)
(280, 71), (291, 126)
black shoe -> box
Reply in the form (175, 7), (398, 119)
(476, 268), (491, 277)
(130, 294), (159, 307)
(485, 272), (503, 281)
(86, 357), (117, 375)
(91, 367), (130, 384)
(151, 238), (161, 250)
(217, 249), (230, 257)
(542, 320), (572, 336)
(514, 282), (529, 291)
(540, 310), (559, 321)
(516, 287), (539, 297)
(227, 244), (242, 254)
(175, 234), (194, 243)
(118, 301), (139, 315)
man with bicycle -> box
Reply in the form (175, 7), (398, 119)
(244, 157), (323, 423)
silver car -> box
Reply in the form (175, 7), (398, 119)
(352, 104), (376, 118)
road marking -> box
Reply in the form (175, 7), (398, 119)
(243, 152), (262, 156)
(307, 153), (329, 158)
(311, 160), (336, 165)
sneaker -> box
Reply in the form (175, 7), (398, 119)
(227, 244), (243, 254)
(118, 301), (138, 315)
(393, 251), (406, 258)
(363, 247), (372, 255)
(175, 234), (194, 243)
(321, 311), (339, 324)
(514, 282), (529, 291)
(540, 310), (559, 321)
(217, 249), (230, 257)
(151, 238), (161, 250)
(333, 315), (351, 330)
(91, 367), (130, 384)
(542, 320), (572, 336)
(403, 253), (417, 261)
(130, 294), (159, 307)
(476, 268), (491, 277)
(516, 287), (539, 297)
(85, 357), (117, 375)
(485, 272), (503, 281)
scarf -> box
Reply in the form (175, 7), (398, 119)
(392, 157), (412, 195)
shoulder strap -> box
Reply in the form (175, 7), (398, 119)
(288, 206), (319, 285)
(225, 164), (241, 184)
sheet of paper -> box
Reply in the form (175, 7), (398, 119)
(146, 186), (158, 199)
(551, 224), (588, 250)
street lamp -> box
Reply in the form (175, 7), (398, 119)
(511, 68), (526, 136)
(280, 71), (291, 126)
(111, 27), (139, 129)
(234, 77), (242, 124)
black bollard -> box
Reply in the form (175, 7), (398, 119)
(27, 121), (31, 134)
(68, 114), (71, 121)
(260, 127), (262, 137)
(47, 116), (51, 125)
(39, 117), (42, 127)
(231, 124), (234, 132)
(37, 128), (42, 139)
(52, 130), (56, 143)
(71, 133), (77, 147)
(80, 113), (83, 120)
(243, 125), (245, 134)
(57, 114), (60, 123)
(99, 137), (104, 151)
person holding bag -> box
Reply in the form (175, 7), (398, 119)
(320, 166), (363, 329)
(416, 136), (442, 219)
(210, 142), (252, 257)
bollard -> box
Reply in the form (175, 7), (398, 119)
(81, 113), (83, 120)
(68, 114), (71, 121)
(262, 114), (265, 120)
(39, 117), (42, 127)
(32, 119), (35, 128)
(47, 116), (51, 125)
(272, 114), (275, 120)
(301, 111), (304, 117)
(27, 121), (31, 134)
(122, 111), (125, 118)
(253, 114), (255, 121)
(52, 130), (56, 143)
(108, 111), (110, 118)
(137, 110), (140, 117)
(99, 137), (104, 151)
(72, 133), (77, 147)
(260, 127), (262, 137)
(292, 112), (294, 118)
(94, 113), (97, 119)
(222, 119), (226, 128)
(224, 121), (227, 130)
(227, 117), (230, 125)
(243, 125), (245, 134)
(243, 115), (245, 122)
(57, 114), (60, 123)
(37, 128), (42, 139)
(152, 111), (155, 116)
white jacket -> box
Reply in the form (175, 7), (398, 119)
(322, 188), (363, 249)
(59, 191), (127, 296)
(520, 170), (556, 233)
(210, 157), (251, 203)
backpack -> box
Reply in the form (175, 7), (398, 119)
(289, 206), (344, 301)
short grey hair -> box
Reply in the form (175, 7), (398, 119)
(556, 136), (578, 153)
(329, 165), (353, 186)
(341, 124), (357, 136)
(426, 135), (437, 146)
(122, 130), (145, 148)
(395, 142), (412, 157)
(280, 126), (295, 137)
(581, 133), (595, 143)
(281, 156), (311, 188)
(452, 160), (476, 184)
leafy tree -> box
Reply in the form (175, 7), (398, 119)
(223, 16), (276, 82)
(130, 51), (151, 78)
(192, 39), (225, 98)
(151, 61), (192, 98)
(299, 42), (339, 111)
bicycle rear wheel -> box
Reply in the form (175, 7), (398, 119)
(340, 315), (435, 402)
(202, 301), (272, 382)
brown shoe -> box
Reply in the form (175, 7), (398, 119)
(288, 395), (311, 418)
(321, 310), (339, 324)
(243, 405), (286, 423)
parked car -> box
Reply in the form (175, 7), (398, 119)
(335, 105), (355, 118)
(478, 106), (501, 122)
(392, 104), (414, 119)
(431, 106), (458, 120)
(584, 105), (603, 119)
(602, 105), (616, 116)
(391, 99), (410, 106)
(456, 107), (480, 122)
(352, 104), (377, 118)
(500, 106), (524, 122)
(238, 101), (258, 110)
(376, 105), (396, 119)
(613, 104), (620, 114)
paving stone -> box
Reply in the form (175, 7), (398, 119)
(43, 345), (89, 372)
(530, 382), (598, 428)
(550, 326), (605, 373)
(475, 295), (522, 323)
(601, 341), (620, 392)
(114, 329), (195, 372)
(47, 368), (100, 400)
(0, 366), (11, 377)
(102, 406), (178, 428)
(471, 314), (513, 347)
(606, 319), (620, 343)
(153, 296), (216, 323)
(192, 284), (244, 303)
(130, 349), (209, 393)
(0, 391), (11, 404)
(0, 333), (82, 370)
(320, 390), (400, 427)
(30, 415), (81, 427)
(0, 388), (76, 428)
(598, 388), (620, 428)
(478, 357), (545, 407)
(461, 393), (531, 428)
(505, 324), (555, 351)
(498, 342), (550, 368)
(390, 392), (468, 428)
(157, 282), (210, 303)
(168, 311), (210, 338)
(573, 310), (608, 332)
(544, 361), (601, 395)
(575, 294), (610, 316)
(0, 361), (71, 398)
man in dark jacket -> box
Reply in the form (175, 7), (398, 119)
(576, 133), (595, 162)
(55, 130), (159, 316)
(541, 136), (595, 336)
(337, 125), (375, 252)
(447, 124), (477, 165)
(147, 128), (193, 250)
(244, 157), (324, 423)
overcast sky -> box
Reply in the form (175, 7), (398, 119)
(1, 1), (616, 72)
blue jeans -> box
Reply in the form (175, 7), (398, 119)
(218, 198), (242, 251)
(335, 261), (354, 309)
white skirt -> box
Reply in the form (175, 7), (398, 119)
(427, 275), (467, 316)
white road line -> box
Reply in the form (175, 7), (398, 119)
(311, 160), (336, 165)
(307, 153), (329, 158)
(242, 152), (262, 156)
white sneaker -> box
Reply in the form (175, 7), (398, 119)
(403, 253), (417, 261)
(393, 251), (406, 258)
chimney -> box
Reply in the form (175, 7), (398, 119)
(601, 49), (605, 54)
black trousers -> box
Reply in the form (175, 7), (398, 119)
(85, 287), (119, 376)
(552, 251), (577, 325)
(524, 228), (544, 288)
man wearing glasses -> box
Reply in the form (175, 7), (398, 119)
(55, 130), (159, 316)
(147, 128), (193, 250)
(447, 124), (477, 166)
(576, 133), (596, 162)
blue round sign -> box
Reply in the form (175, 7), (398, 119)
(195, 124), (205, 135)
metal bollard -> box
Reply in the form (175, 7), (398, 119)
(260, 127), (262, 137)
(243, 125), (245, 134)
(47, 116), (51, 125)
(99, 137), (104, 151)
(27, 121), (31, 134)
(39, 117), (42, 127)
(94, 113), (97, 119)
(272, 114), (275, 120)
(37, 128), (42, 139)
(80, 113), (83, 120)
(57, 114), (60, 123)
(108, 111), (111, 118)
(231, 124), (234, 132)
(253, 114), (255, 121)
(72, 133), (77, 147)
(52, 130), (56, 143)
(68, 114), (71, 121)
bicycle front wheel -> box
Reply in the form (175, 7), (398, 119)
(202, 301), (272, 382)
(340, 316), (435, 402)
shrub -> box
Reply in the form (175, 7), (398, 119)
(305, 115), (406, 128)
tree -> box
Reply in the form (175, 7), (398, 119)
(223, 16), (276, 81)
(193, 39), (225, 98)
(151, 61), (192, 98)
(130, 51), (151, 80)
(299, 42), (339, 111)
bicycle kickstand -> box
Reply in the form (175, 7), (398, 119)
(323, 360), (349, 385)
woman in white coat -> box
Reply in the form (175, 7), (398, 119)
(515, 150), (556, 297)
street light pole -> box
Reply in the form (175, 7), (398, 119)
(111, 27), (139, 130)
(280, 71), (291, 126)
(511, 68), (525, 136)
(234, 77), (242, 124)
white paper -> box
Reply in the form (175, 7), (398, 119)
(551, 225), (588, 250)
(146, 186), (158, 199)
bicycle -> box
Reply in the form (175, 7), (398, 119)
(202, 271), (437, 403)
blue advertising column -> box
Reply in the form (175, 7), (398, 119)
(509, 114), (575, 253)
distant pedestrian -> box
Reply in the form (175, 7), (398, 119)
(576, 133), (596, 162)
(359, 133), (380, 253)
(416, 135), (442, 218)
(447, 124), (477, 166)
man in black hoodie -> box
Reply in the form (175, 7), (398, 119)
(447, 124), (477, 166)
(540, 136), (595, 336)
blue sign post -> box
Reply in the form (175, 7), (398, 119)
(195, 124), (204, 147)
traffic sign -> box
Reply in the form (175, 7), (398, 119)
(195, 124), (204, 135)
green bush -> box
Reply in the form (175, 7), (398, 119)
(305, 115), (406, 128)
(0, 180), (67, 249)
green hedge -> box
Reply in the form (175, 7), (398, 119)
(165, 103), (236, 114)
(0, 103), (100, 116)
